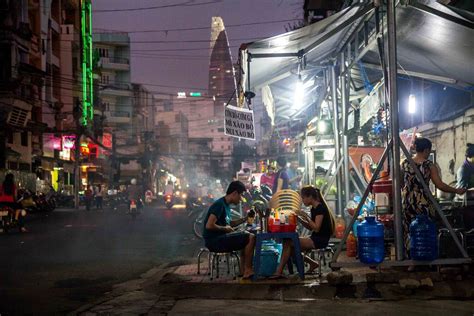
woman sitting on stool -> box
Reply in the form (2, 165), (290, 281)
(272, 186), (335, 278)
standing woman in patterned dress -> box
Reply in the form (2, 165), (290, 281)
(401, 138), (466, 257)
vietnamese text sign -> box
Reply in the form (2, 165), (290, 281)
(224, 105), (255, 140)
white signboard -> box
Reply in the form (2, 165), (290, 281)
(224, 105), (255, 140)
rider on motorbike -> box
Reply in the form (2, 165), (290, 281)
(164, 180), (174, 196)
(0, 174), (27, 233)
(126, 178), (143, 212)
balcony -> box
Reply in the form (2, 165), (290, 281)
(100, 57), (130, 71)
(101, 83), (133, 97)
(104, 110), (131, 125)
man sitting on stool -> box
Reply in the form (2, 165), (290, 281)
(203, 181), (255, 279)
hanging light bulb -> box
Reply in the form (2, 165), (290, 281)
(317, 120), (328, 134)
(408, 94), (416, 114)
(294, 75), (304, 109)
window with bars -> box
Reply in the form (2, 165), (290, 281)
(7, 107), (29, 127)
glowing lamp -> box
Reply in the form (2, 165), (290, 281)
(408, 94), (416, 114)
(294, 79), (304, 109)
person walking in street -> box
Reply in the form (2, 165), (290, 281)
(271, 186), (335, 278)
(84, 186), (93, 211)
(273, 156), (290, 193)
(401, 137), (466, 258)
(203, 181), (255, 279)
(0, 173), (27, 232)
(95, 184), (103, 210)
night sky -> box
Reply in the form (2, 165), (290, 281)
(92, 0), (303, 94)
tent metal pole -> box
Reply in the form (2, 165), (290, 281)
(387, 0), (404, 261)
(304, 130), (309, 185)
(322, 156), (336, 187)
(323, 157), (344, 200)
(349, 173), (364, 197)
(349, 156), (367, 188)
(331, 65), (343, 215)
(340, 51), (351, 207)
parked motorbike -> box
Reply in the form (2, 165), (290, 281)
(56, 194), (75, 208)
(44, 188), (57, 210)
(18, 189), (38, 213)
(0, 204), (27, 233)
(105, 191), (128, 211)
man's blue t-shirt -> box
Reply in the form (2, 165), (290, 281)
(286, 167), (299, 190)
(273, 168), (289, 192)
(202, 197), (231, 239)
(457, 160), (474, 189)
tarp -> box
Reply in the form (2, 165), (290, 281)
(240, 0), (474, 123)
(363, 1), (474, 86)
(241, 3), (374, 91)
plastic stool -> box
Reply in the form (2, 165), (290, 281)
(209, 251), (240, 280)
(307, 244), (335, 276)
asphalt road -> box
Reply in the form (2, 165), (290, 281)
(0, 204), (201, 315)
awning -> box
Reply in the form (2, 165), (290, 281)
(241, 3), (374, 90)
(6, 148), (21, 159)
(362, 1), (474, 87)
(239, 0), (474, 125)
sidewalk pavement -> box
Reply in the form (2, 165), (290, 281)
(72, 256), (474, 315)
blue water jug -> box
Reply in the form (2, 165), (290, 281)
(409, 214), (438, 261)
(357, 216), (385, 264)
(258, 241), (280, 276)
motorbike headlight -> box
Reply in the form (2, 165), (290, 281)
(176, 191), (180, 195)
(21, 209), (27, 216)
(182, 193), (187, 199)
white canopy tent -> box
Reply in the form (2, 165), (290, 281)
(238, 0), (473, 266)
(239, 0), (473, 124)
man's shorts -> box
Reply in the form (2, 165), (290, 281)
(205, 231), (250, 253)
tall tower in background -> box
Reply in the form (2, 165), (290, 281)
(208, 17), (236, 103)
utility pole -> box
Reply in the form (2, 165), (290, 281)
(74, 130), (81, 209)
(73, 100), (84, 210)
(109, 134), (117, 190)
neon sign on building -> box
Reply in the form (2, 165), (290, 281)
(81, 0), (93, 126)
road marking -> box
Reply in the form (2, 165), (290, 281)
(64, 224), (97, 228)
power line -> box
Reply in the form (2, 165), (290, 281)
(74, 37), (264, 44)
(92, 0), (223, 13)
(93, 18), (301, 33)
(14, 66), (238, 95)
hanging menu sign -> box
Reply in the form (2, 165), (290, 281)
(224, 105), (255, 140)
